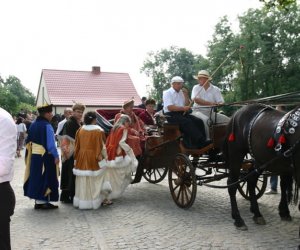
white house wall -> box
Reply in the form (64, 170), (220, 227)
(36, 76), (51, 107)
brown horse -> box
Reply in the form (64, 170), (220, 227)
(223, 103), (300, 230)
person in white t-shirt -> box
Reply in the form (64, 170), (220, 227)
(162, 76), (211, 149)
(0, 107), (17, 250)
(56, 108), (73, 137)
(16, 117), (27, 157)
(191, 70), (230, 139)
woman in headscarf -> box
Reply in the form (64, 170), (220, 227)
(114, 100), (145, 156)
(105, 114), (138, 200)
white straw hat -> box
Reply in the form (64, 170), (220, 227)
(193, 70), (212, 80)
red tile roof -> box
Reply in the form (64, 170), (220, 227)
(41, 69), (141, 107)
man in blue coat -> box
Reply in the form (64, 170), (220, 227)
(24, 104), (60, 209)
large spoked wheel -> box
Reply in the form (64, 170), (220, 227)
(237, 172), (268, 200)
(168, 153), (197, 209)
(143, 167), (168, 184)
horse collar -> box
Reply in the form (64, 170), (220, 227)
(248, 106), (271, 158)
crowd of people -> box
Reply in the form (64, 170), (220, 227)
(1, 69), (231, 250)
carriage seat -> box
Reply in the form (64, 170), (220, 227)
(163, 123), (181, 141)
(209, 123), (228, 150)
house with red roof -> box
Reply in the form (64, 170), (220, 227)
(36, 66), (142, 114)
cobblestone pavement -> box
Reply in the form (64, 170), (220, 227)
(10, 149), (300, 249)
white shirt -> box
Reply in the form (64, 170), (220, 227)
(0, 108), (17, 183)
(56, 118), (67, 136)
(191, 84), (224, 109)
(163, 87), (185, 113)
(16, 123), (27, 133)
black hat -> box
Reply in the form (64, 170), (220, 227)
(37, 104), (53, 113)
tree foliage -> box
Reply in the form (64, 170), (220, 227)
(0, 75), (36, 114)
(208, 5), (300, 105)
(141, 47), (208, 101)
(142, 4), (299, 111)
(260, 0), (297, 10)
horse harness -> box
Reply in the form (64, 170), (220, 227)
(204, 105), (300, 189)
(247, 105), (272, 158)
(248, 105), (300, 170)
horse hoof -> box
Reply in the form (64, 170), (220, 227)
(235, 224), (248, 231)
(234, 222), (248, 231)
(253, 216), (266, 225)
(281, 215), (292, 221)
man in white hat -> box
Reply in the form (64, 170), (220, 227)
(162, 76), (211, 149)
(191, 70), (230, 139)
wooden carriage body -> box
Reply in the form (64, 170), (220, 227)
(95, 108), (264, 208)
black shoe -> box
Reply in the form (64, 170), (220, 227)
(61, 198), (73, 204)
(34, 203), (59, 210)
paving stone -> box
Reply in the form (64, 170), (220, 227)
(9, 149), (300, 249)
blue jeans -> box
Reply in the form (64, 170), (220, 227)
(270, 176), (278, 191)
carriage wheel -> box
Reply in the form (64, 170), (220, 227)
(168, 153), (197, 209)
(143, 167), (168, 184)
(237, 173), (268, 200)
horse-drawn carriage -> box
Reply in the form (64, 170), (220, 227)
(95, 107), (268, 209)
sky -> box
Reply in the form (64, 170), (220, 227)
(0, 0), (262, 98)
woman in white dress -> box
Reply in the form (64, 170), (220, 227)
(105, 114), (138, 200)
(73, 111), (111, 209)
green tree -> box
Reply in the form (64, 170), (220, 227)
(260, 0), (297, 10)
(0, 75), (36, 115)
(207, 17), (238, 91)
(207, 4), (300, 104)
(0, 87), (18, 114)
(4, 76), (35, 105)
(141, 46), (209, 101)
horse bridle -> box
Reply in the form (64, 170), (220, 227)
(248, 105), (300, 157)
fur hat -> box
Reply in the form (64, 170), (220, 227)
(37, 104), (53, 113)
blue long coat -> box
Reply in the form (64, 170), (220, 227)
(23, 116), (59, 202)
